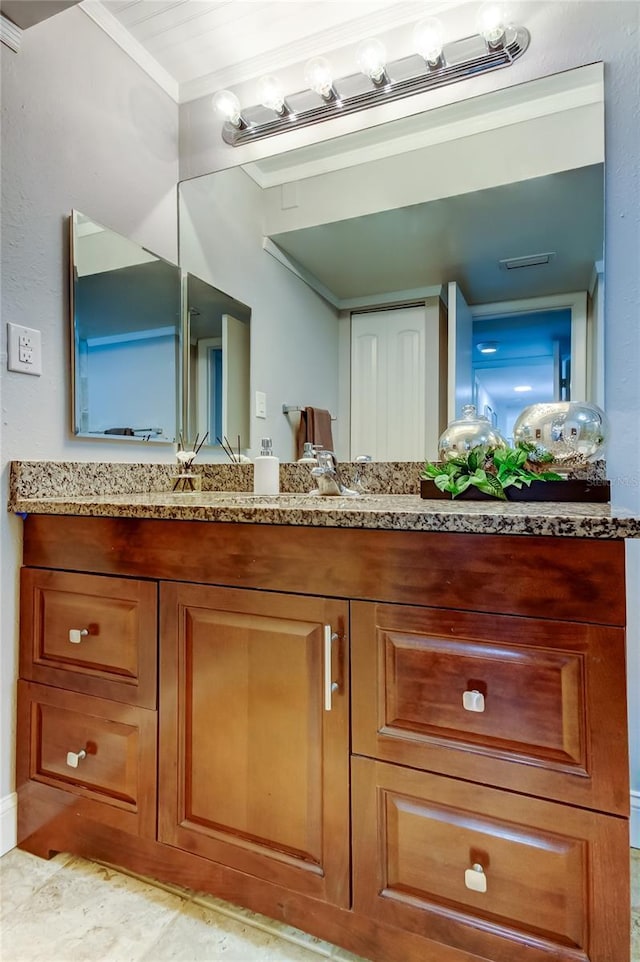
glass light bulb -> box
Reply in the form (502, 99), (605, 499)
(304, 56), (334, 98)
(356, 38), (387, 82)
(412, 17), (445, 64)
(258, 75), (286, 114)
(212, 89), (242, 127)
(476, 1), (507, 44)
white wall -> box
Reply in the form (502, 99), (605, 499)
(179, 168), (340, 461)
(0, 5), (179, 852)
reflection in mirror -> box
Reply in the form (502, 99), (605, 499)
(179, 64), (604, 460)
(185, 274), (251, 452)
(70, 211), (181, 442)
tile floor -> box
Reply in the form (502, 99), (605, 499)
(0, 846), (638, 962)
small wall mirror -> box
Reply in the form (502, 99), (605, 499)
(70, 212), (251, 451)
(70, 211), (182, 442)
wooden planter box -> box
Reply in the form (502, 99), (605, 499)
(419, 478), (611, 503)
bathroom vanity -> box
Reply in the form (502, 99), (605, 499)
(11, 469), (637, 962)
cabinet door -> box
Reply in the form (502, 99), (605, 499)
(159, 582), (350, 906)
(352, 757), (629, 962)
(352, 602), (628, 815)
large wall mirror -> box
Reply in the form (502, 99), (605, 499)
(179, 63), (604, 461)
(70, 211), (251, 448)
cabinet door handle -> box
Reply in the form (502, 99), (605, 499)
(463, 689), (485, 712)
(68, 628), (89, 644)
(464, 863), (487, 893)
(66, 749), (87, 768)
(324, 625), (339, 711)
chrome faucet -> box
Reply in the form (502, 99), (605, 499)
(310, 452), (359, 497)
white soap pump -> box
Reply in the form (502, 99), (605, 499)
(253, 437), (280, 495)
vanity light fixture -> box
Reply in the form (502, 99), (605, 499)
(477, 341), (499, 354)
(514, 385), (533, 393)
(213, 6), (530, 147)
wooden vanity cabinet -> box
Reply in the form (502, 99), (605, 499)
(16, 515), (631, 962)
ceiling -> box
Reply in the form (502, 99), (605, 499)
(269, 164), (604, 305)
(86, 0), (457, 102)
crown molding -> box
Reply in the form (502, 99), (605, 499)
(78, 0), (469, 106)
(79, 0), (179, 102)
(1, 13), (21, 52)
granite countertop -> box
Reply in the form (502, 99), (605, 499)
(10, 489), (640, 539)
(8, 460), (640, 539)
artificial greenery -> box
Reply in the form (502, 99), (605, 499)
(422, 441), (564, 500)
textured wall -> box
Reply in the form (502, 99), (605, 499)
(0, 4), (179, 845)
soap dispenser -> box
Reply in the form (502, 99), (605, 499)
(253, 437), (280, 495)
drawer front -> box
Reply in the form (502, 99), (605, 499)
(17, 681), (157, 838)
(20, 568), (157, 707)
(352, 757), (629, 962)
(351, 602), (628, 814)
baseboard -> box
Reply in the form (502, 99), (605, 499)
(631, 790), (640, 849)
(0, 792), (17, 855)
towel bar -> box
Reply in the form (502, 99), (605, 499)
(282, 404), (336, 420)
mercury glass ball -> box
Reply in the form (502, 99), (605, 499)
(438, 404), (508, 461)
(512, 401), (608, 471)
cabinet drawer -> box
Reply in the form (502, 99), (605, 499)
(352, 757), (629, 962)
(20, 568), (157, 707)
(351, 602), (628, 814)
(17, 681), (157, 838)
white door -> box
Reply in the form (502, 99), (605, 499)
(195, 316), (250, 449)
(222, 314), (250, 450)
(351, 305), (441, 461)
(447, 282), (474, 422)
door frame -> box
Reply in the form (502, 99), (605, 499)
(469, 291), (588, 402)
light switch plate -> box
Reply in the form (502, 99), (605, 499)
(7, 323), (42, 375)
(255, 391), (267, 418)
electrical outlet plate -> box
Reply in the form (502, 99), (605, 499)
(7, 323), (42, 375)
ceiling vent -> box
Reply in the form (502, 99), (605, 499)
(499, 252), (556, 271)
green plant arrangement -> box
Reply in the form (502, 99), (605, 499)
(422, 441), (565, 500)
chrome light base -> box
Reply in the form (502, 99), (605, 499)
(222, 27), (530, 147)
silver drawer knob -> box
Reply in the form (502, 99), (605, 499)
(66, 749), (87, 768)
(464, 863), (487, 893)
(462, 689), (485, 712)
(68, 628), (89, 644)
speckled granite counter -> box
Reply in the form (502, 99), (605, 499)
(8, 460), (639, 539)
